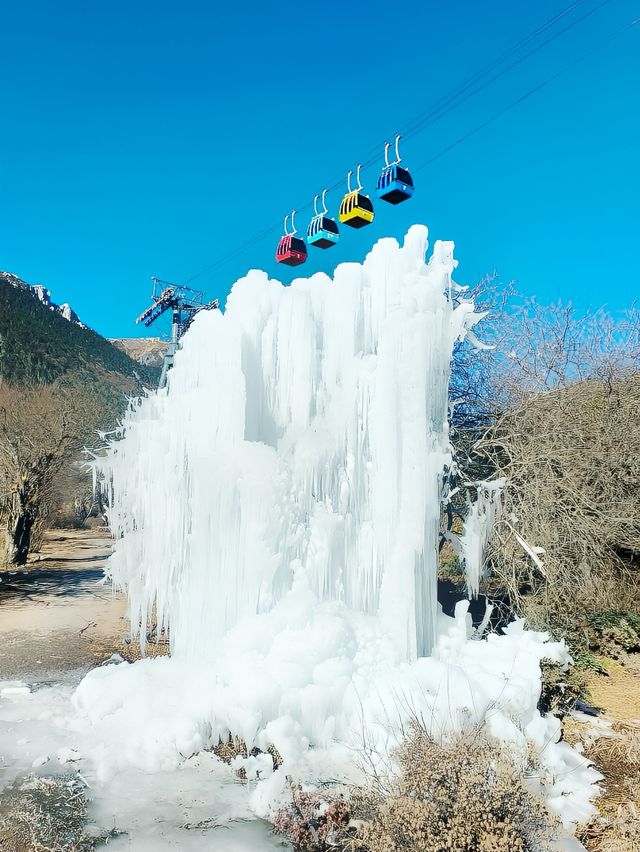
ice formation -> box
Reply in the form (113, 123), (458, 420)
(82, 227), (600, 831)
(97, 226), (480, 661)
(455, 478), (505, 597)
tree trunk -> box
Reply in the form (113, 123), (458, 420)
(0, 503), (34, 567)
(0, 526), (15, 567)
(11, 510), (33, 565)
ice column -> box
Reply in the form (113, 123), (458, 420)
(96, 226), (482, 661)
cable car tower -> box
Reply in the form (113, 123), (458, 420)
(136, 277), (219, 389)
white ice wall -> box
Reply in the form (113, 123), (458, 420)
(96, 226), (482, 661)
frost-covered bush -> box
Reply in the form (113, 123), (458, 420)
(450, 294), (640, 636)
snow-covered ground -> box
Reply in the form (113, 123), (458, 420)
(69, 598), (601, 831)
(0, 533), (283, 848)
(0, 672), (284, 849)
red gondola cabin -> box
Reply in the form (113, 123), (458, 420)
(276, 233), (307, 266)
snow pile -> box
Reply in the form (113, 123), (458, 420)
(72, 594), (599, 827)
(82, 227), (600, 830)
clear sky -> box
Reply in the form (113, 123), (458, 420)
(1, 0), (638, 339)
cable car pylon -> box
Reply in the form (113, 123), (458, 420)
(136, 278), (219, 389)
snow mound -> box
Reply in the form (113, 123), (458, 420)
(73, 595), (600, 827)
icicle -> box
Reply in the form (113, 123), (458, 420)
(93, 226), (485, 662)
(456, 478), (505, 598)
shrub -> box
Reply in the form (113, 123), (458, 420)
(480, 376), (640, 635)
(354, 724), (557, 852)
(273, 724), (558, 852)
(272, 786), (351, 850)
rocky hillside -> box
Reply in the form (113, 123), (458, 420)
(109, 337), (168, 368)
(0, 270), (163, 563)
(1, 271), (85, 326)
(0, 271), (158, 388)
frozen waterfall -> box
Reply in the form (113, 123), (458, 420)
(97, 226), (482, 661)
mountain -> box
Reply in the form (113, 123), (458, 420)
(0, 270), (158, 389)
(1, 271), (86, 327)
(109, 337), (168, 368)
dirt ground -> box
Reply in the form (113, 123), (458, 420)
(0, 529), (167, 681)
(567, 658), (640, 851)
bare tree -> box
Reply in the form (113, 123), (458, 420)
(0, 383), (77, 565)
(464, 299), (640, 629)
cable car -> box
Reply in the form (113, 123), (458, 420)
(376, 135), (414, 205)
(276, 212), (307, 266)
(307, 190), (339, 249)
(339, 165), (374, 229)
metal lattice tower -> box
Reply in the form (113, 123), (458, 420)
(136, 278), (219, 389)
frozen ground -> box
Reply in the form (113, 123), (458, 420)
(0, 531), (284, 849)
(0, 676), (286, 849)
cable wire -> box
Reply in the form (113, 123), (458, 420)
(412, 16), (639, 175)
(183, 0), (627, 285)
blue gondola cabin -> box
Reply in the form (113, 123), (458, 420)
(307, 215), (339, 249)
(376, 165), (414, 205)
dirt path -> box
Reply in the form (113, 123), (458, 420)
(0, 529), (128, 679)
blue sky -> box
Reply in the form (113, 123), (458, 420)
(1, 0), (638, 338)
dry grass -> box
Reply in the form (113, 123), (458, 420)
(210, 735), (282, 781)
(212, 735), (250, 765)
(584, 658), (640, 723)
(0, 773), (120, 851)
(564, 706), (640, 851)
(88, 632), (170, 663)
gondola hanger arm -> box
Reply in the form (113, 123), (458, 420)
(394, 133), (402, 165)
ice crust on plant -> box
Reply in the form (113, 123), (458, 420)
(83, 227), (600, 831)
(455, 478), (505, 598)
